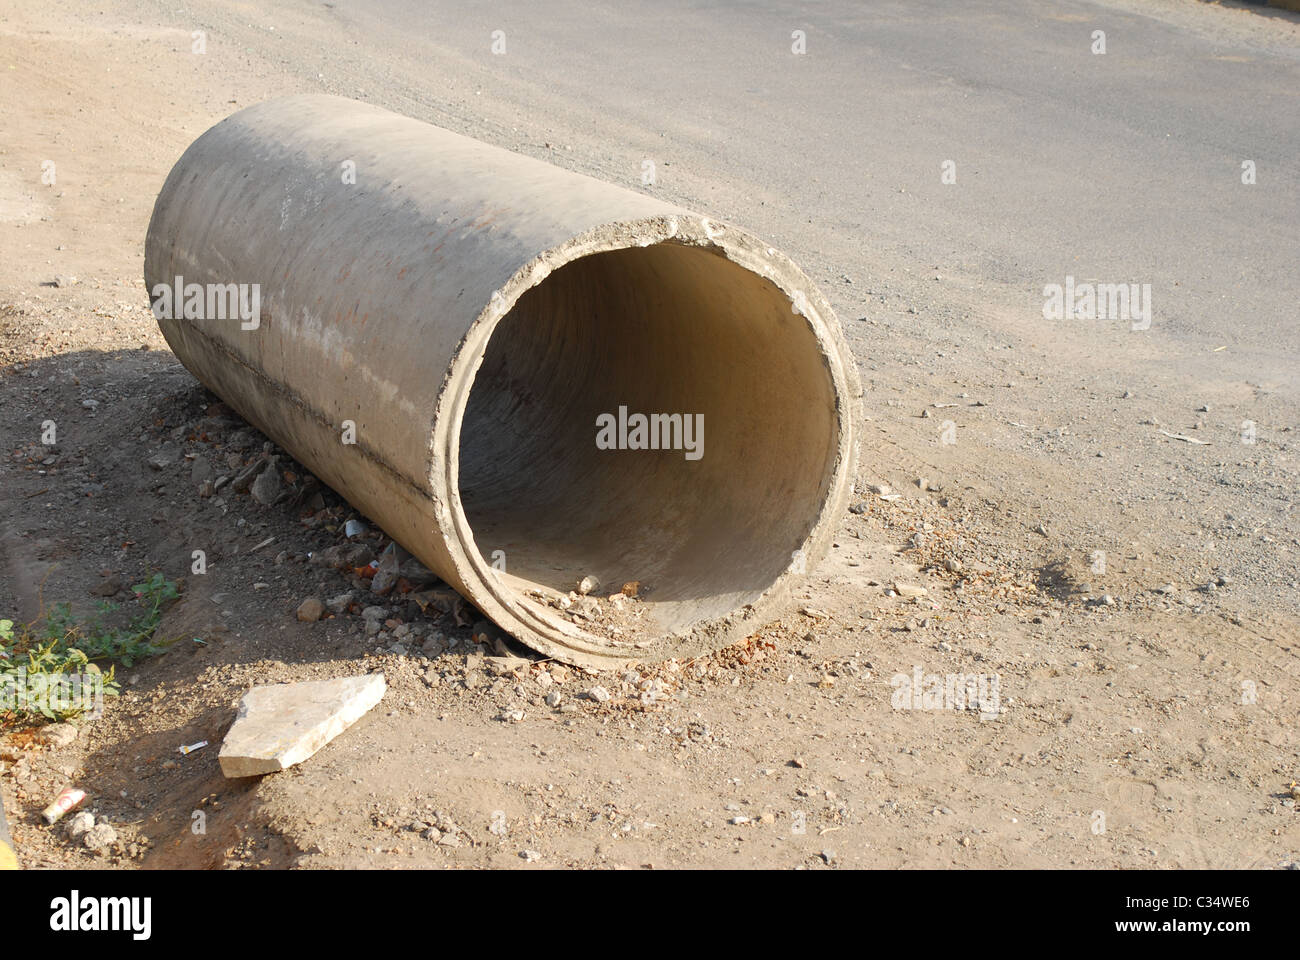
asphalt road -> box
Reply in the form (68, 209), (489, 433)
(247, 0), (1300, 380)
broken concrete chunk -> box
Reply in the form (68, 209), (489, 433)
(83, 821), (117, 853)
(484, 656), (529, 677)
(231, 455), (267, 493)
(218, 674), (386, 778)
(892, 581), (928, 598)
(325, 591), (355, 614)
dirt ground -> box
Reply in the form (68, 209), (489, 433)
(1, 0), (1297, 870)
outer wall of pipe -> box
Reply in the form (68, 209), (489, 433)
(144, 95), (861, 669)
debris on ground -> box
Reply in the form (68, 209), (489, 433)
(218, 673), (387, 778)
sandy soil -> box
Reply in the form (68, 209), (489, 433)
(0, 0), (1296, 869)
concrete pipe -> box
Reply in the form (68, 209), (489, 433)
(145, 95), (860, 668)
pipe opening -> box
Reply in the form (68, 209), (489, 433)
(457, 240), (839, 645)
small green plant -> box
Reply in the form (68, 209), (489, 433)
(0, 642), (116, 722)
(40, 573), (180, 666)
(1, 574), (179, 726)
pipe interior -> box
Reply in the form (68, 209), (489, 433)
(457, 242), (839, 637)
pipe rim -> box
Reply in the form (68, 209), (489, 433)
(435, 213), (859, 668)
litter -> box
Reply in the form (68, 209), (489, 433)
(41, 787), (86, 825)
(178, 740), (209, 756)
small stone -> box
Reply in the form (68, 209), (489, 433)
(545, 690), (563, 708)
(66, 812), (95, 841)
(944, 558), (963, 573)
(325, 592), (354, 615)
(146, 444), (180, 471)
(368, 543), (406, 597)
(576, 575), (600, 596)
(587, 686), (611, 703)
(820, 849), (836, 864)
(520, 849), (541, 862)
(83, 822), (117, 853)
(297, 598), (325, 622)
(1157, 583), (1177, 595)
(36, 723), (79, 748)
(370, 567), (399, 597)
(250, 461), (283, 505)
(867, 483), (891, 495)
(231, 457), (267, 494)
(485, 656), (528, 677)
